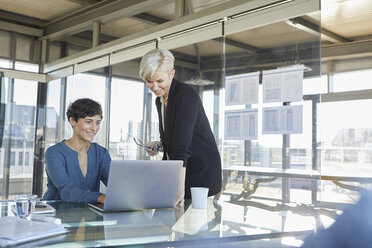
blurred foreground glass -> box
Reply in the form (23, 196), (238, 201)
(14, 195), (37, 218)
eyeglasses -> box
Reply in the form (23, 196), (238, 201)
(133, 138), (163, 152)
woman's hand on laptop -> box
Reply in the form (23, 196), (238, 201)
(145, 141), (161, 156)
(97, 194), (106, 204)
(175, 167), (185, 207)
(175, 198), (184, 207)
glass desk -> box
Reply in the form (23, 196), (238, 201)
(0, 199), (328, 247)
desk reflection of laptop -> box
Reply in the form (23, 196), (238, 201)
(89, 160), (183, 212)
(102, 209), (176, 242)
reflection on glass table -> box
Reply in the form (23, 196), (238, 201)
(0, 198), (332, 247)
(223, 165), (372, 207)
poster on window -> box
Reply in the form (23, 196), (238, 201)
(262, 105), (303, 134)
(225, 108), (258, 140)
(262, 65), (303, 103)
(225, 71), (259, 106)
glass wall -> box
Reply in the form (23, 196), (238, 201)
(318, 98), (372, 204)
(2, 1), (372, 218)
(0, 30), (42, 199)
(222, 11), (322, 205)
(64, 73), (107, 145)
(0, 73), (38, 199)
(109, 77), (144, 160)
(0, 73), (5, 199)
(45, 79), (62, 148)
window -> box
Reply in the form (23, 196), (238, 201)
(10, 152), (15, 166)
(303, 75), (327, 94)
(14, 62), (39, 73)
(220, 12), (321, 204)
(334, 69), (372, 92)
(25, 152), (29, 166)
(1, 77), (37, 199)
(202, 89), (214, 131)
(45, 79), (62, 148)
(65, 73), (106, 144)
(318, 99), (372, 204)
(0, 59), (10, 69)
(18, 152), (23, 166)
(109, 78), (144, 160)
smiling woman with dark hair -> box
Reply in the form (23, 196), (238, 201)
(66, 98), (103, 121)
(43, 98), (111, 203)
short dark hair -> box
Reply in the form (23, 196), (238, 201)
(66, 98), (103, 121)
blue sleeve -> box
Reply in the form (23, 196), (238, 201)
(45, 147), (101, 203)
(100, 148), (111, 186)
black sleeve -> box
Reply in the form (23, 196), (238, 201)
(168, 87), (200, 166)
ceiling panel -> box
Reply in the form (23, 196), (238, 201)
(188, 0), (234, 13)
(147, 3), (175, 20)
(319, 0), (372, 39)
(0, 0), (84, 21)
(147, 0), (234, 19)
(228, 21), (319, 49)
(101, 17), (152, 38)
(173, 40), (223, 58)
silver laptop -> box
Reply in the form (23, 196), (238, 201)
(89, 160), (183, 212)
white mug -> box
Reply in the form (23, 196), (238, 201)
(190, 187), (209, 209)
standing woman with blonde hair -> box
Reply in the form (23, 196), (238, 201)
(139, 48), (222, 203)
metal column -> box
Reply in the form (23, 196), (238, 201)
(32, 39), (48, 197)
(282, 102), (290, 203)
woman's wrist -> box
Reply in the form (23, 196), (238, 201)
(97, 194), (106, 204)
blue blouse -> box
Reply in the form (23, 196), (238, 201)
(43, 141), (111, 203)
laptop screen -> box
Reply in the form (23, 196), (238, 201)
(93, 160), (183, 212)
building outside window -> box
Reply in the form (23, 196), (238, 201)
(18, 151), (23, 166)
(109, 77), (144, 160)
(0, 71), (38, 199)
(10, 151), (15, 166)
(25, 152), (29, 166)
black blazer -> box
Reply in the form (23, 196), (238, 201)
(156, 79), (222, 199)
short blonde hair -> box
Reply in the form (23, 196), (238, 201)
(139, 48), (175, 81)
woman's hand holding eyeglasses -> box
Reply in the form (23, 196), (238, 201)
(133, 138), (163, 155)
(145, 141), (162, 156)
